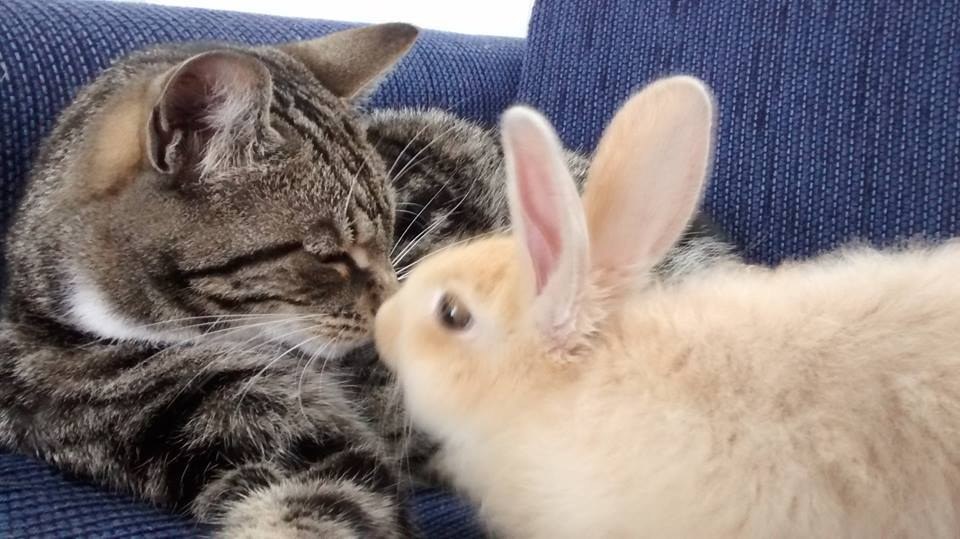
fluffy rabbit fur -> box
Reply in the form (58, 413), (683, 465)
(374, 76), (960, 538)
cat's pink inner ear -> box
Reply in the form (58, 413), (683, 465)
(515, 151), (563, 293)
(147, 50), (273, 178)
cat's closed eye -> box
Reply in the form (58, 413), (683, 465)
(316, 251), (356, 279)
(316, 252), (356, 268)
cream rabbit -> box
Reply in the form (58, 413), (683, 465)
(374, 76), (960, 538)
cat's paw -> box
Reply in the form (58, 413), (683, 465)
(216, 479), (410, 539)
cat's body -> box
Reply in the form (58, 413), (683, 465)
(376, 78), (960, 538)
(0, 31), (737, 538)
(1, 29), (424, 537)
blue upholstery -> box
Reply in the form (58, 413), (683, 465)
(518, 0), (960, 264)
(0, 451), (480, 538)
(0, 0), (519, 536)
(0, 453), (202, 537)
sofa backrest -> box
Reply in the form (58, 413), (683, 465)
(518, 0), (960, 264)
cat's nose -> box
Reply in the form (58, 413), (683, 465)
(371, 255), (400, 298)
(372, 273), (399, 308)
(382, 271), (400, 298)
(362, 269), (399, 322)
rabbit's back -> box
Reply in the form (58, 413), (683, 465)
(555, 241), (960, 537)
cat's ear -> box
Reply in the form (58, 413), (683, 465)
(582, 76), (715, 290)
(279, 23), (418, 100)
(146, 50), (272, 180)
(501, 106), (589, 339)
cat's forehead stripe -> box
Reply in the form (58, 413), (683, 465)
(264, 72), (390, 223)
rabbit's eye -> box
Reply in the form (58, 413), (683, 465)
(436, 293), (472, 331)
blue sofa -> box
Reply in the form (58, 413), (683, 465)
(1, 0), (958, 536)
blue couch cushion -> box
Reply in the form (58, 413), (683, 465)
(0, 0), (518, 536)
(0, 453), (202, 538)
(0, 453), (481, 538)
(518, 0), (960, 264)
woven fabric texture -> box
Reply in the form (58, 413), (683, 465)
(519, 0), (960, 264)
(0, 453), (204, 538)
(0, 0), (517, 536)
(0, 452), (482, 538)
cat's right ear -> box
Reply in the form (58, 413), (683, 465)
(146, 50), (272, 181)
(279, 23), (418, 100)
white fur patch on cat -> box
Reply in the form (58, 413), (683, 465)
(68, 272), (167, 343)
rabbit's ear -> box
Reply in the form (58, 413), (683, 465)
(280, 23), (418, 100)
(583, 76), (715, 288)
(502, 107), (589, 337)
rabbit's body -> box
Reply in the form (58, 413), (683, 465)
(429, 240), (960, 538)
(375, 77), (960, 537)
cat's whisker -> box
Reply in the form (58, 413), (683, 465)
(392, 207), (464, 267)
(193, 315), (318, 342)
(394, 227), (510, 278)
(167, 314), (305, 336)
(373, 368), (417, 490)
(389, 179), (451, 258)
(341, 164), (362, 217)
(387, 122), (468, 257)
(383, 101), (473, 189)
(73, 313), (298, 349)
(401, 409), (417, 492)
(143, 313), (279, 326)
(396, 201), (425, 209)
(386, 125), (464, 258)
(296, 343), (330, 418)
(234, 333), (327, 411)
(297, 328), (351, 417)
(165, 317), (318, 396)
(391, 170), (487, 267)
(391, 209), (455, 268)
(171, 318), (319, 400)
(314, 329), (348, 383)
(389, 123), (460, 187)
(208, 316), (324, 349)
(385, 120), (433, 181)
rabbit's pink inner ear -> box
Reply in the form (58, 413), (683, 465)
(502, 106), (588, 334)
(514, 151), (563, 293)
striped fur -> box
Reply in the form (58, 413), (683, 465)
(0, 28), (739, 538)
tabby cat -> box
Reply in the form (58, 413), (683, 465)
(0, 24), (737, 537)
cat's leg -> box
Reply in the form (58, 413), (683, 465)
(0, 335), (413, 538)
(211, 454), (412, 538)
(342, 349), (441, 487)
